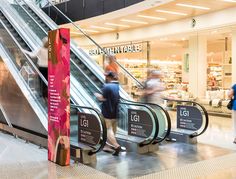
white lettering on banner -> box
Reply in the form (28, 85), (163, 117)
(180, 108), (190, 117)
(88, 44), (142, 55)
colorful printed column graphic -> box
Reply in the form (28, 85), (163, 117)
(48, 28), (70, 166)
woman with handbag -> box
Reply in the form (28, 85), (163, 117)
(228, 83), (236, 143)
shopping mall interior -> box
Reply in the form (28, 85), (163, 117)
(0, 0), (236, 178)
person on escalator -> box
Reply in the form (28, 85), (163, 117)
(143, 70), (165, 105)
(94, 71), (122, 156)
(105, 55), (119, 77)
(22, 37), (48, 100)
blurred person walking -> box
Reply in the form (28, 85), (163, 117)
(105, 55), (119, 76)
(228, 83), (236, 143)
(22, 37), (48, 99)
(95, 71), (122, 156)
(143, 70), (165, 105)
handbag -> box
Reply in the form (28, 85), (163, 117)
(227, 99), (233, 110)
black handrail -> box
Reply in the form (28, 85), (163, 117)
(38, 0), (144, 88)
(121, 97), (171, 144)
(163, 98), (209, 138)
(119, 101), (159, 147)
(0, 9), (48, 86)
(70, 104), (107, 155)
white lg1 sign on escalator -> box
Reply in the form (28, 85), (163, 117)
(78, 113), (101, 146)
(128, 109), (153, 138)
(177, 105), (203, 131)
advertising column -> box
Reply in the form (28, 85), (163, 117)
(48, 28), (70, 166)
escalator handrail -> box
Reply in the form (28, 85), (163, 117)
(70, 104), (107, 155)
(15, 0), (48, 35)
(121, 97), (171, 144)
(41, 0), (144, 88)
(119, 101), (159, 147)
(0, 12), (48, 86)
(163, 98), (209, 138)
(18, 0), (102, 95)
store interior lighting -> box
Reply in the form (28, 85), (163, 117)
(118, 59), (181, 65)
(176, 3), (210, 10)
(120, 19), (148, 24)
(223, 0), (236, 2)
(156, 9), (188, 16)
(137, 15), (166, 21)
(105, 22), (130, 28)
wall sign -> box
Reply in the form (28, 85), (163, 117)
(128, 109), (153, 138)
(89, 43), (142, 56)
(48, 28), (70, 166)
(177, 105), (203, 131)
(78, 113), (101, 146)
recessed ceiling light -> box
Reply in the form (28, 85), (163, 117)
(137, 15), (166, 21)
(90, 25), (115, 31)
(160, 37), (168, 41)
(156, 9), (187, 16)
(120, 19), (148, 24)
(70, 32), (83, 35)
(176, 3), (210, 10)
(105, 22), (130, 28)
(82, 29), (100, 33)
(181, 38), (186, 41)
(223, 0), (236, 2)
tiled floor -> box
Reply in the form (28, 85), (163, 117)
(0, 114), (236, 179)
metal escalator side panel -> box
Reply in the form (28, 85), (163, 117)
(0, 44), (47, 134)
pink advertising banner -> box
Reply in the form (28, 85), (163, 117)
(48, 28), (70, 166)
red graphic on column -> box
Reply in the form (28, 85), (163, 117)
(48, 28), (70, 166)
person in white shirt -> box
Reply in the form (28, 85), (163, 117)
(22, 37), (48, 99)
(143, 70), (165, 105)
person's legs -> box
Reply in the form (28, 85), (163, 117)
(111, 119), (117, 134)
(39, 67), (48, 99)
(233, 110), (236, 143)
(105, 119), (120, 148)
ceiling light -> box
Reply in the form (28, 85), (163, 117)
(90, 25), (115, 31)
(82, 29), (100, 33)
(137, 15), (166, 21)
(160, 37), (168, 41)
(105, 22), (130, 28)
(156, 9), (187, 16)
(120, 19), (148, 24)
(176, 3), (210, 10)
(223, 0), (236, 2)
(70, 32), (83, 35)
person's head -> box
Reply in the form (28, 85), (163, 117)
(150, 70), (163, 79)
(104, 71), (118, 83)
(106, 55), (116, 64)
(42, 37), (48, 48)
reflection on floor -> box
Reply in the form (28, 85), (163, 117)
(91, 142), (233, 178)
(1, 113), (236, 179)
(169, 111), (236, 150)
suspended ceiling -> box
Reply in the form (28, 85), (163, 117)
(61, 0), (236, 36)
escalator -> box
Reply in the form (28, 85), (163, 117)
(0, 0), (170, 148)
(11, 0), (170, 143)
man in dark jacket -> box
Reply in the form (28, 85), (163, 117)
(95, 71), (121, 156)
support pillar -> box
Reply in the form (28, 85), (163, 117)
(188, 35), (207, 99)
(232, 31), (236, 85)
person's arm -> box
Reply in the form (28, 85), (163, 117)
(94, 93), (106, 101)
(228, 88), (234, 99)
(22, 49), (38, 58)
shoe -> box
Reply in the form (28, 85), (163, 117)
(233, 138), (236, 144)
(103, 147), (114, 153)
(112, 146), (121, 156)
(111, 146), (126, 152)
